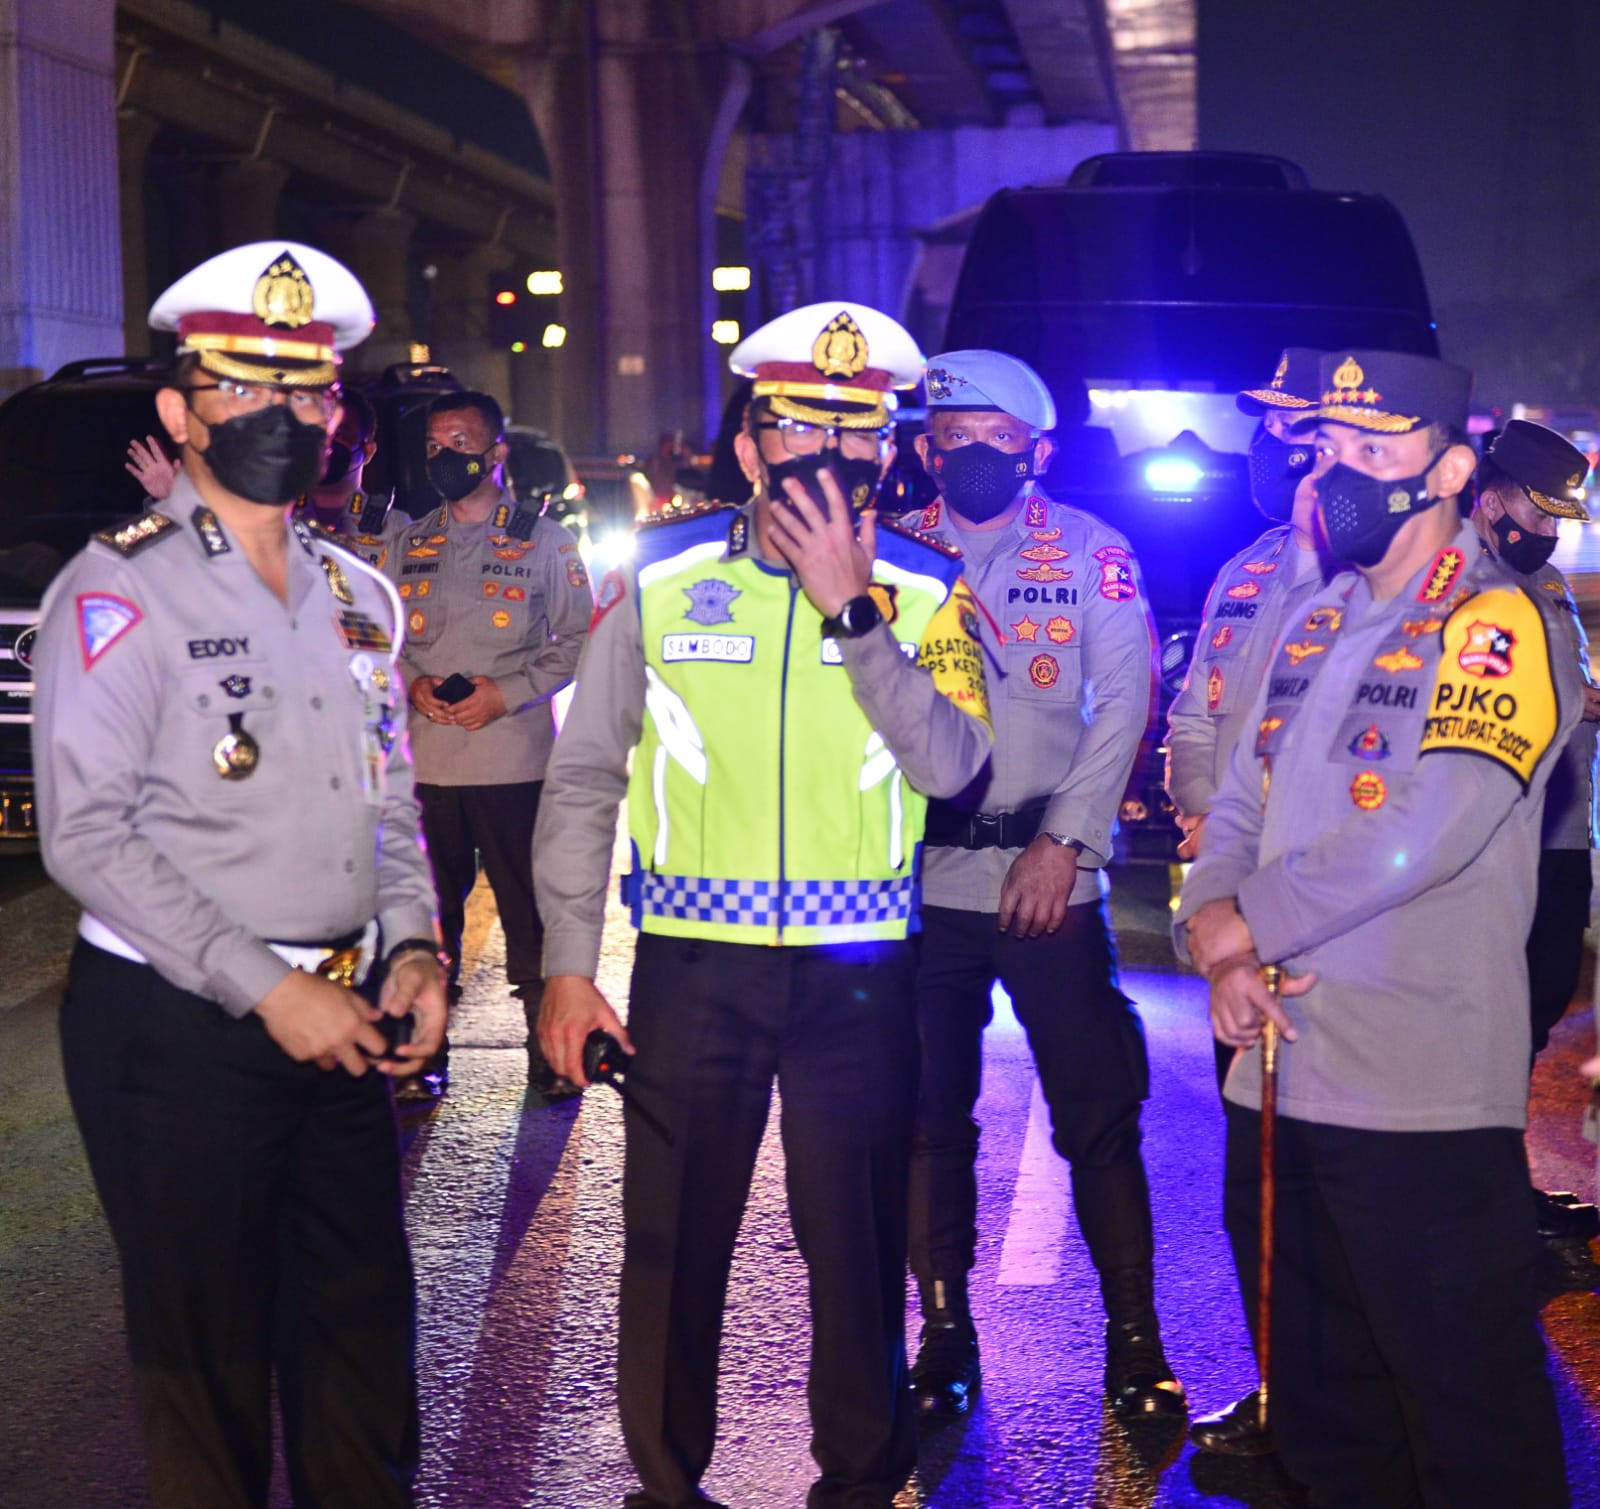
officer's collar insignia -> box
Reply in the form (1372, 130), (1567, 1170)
(220, 673), (251, 699)
(812, 311), (869, 379)
(728, 511), (750, 557)
(493, 503), (510, 529)
(1416, 547), (1465, 602)
(290, 516), (318, 556)
(683, 578), (740, 627)
(253, 251), (315, 329)
(1024, 496), (1047, 529)
(95, 510), (179, 556)
(321, 554), (355, 605)
(190, 506), (231, 557)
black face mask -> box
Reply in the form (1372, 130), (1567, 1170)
(320, 440), (356, 487)
(1491, 510), (1558, 574)
(926, 440), (1034, 523)
(198, 404), (329, 506)
(765, 451), (883, 520)
(1247, 426), (1314, 522)
(428, 447), (494, 502)
(1318, 450), (1447, 568)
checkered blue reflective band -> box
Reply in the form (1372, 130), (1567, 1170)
(637, 873), (915, 927)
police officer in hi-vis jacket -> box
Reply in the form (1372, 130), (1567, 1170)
(533, 302), (992, 1509)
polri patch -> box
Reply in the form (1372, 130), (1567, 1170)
(76, 592), (142, 669)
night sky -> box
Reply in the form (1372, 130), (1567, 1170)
(1198, 0), (1600, 414)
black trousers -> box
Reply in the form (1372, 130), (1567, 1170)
(1528, 846), (1592, 1059)
(60, 942), (418, 1509)
(618, 933), (919, 1509)
(908, 900), (1153, 1283)
(1223, 1104), (1567, 1509)
(416, 780), (544, 992)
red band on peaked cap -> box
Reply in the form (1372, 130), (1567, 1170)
(176, 311), (337, 350)
(754, 360), (895, 391)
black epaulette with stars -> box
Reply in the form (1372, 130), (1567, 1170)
(879, 516), (962, 560)
(635, 498), (741, 531)
(94, 511), (180, 556)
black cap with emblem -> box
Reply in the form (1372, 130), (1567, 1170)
(1305, 350), (1472, 434)
(1485, 419), (1591, 522)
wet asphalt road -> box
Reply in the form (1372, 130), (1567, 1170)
(4, 847), (1600, 1508)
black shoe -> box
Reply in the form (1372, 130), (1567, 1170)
(527, 1043), (583, 1102)
(395, 1064), (447, 1101)
(910, 1315), (981, 1419)
(1536, 1188), (1600, 1243)
(1189, 1388), (1275, 1455)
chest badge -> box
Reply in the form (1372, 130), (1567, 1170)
(1211, 625), (1234, 649)
(1374, 646), (1425, 674)
(213, 713), (260, 780)
(1029, 653), (1060, 689)
(1045, 615), (1075, 644)
(1282, 641), (1326, 666)
(1350, 771), (1387, 810)
(1349, 723), (1391, 760)
(220, 674), (251, 699)
(683, 578), (741, 626)
(1012, 614), (1040, 642)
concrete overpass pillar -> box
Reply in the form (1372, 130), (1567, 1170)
(317, 209), (418, 375)
(117, 108), (162, 356)
(0, 0), (123, 395)
(215, 158), (290, 247)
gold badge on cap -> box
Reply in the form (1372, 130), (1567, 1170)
(1332, 357), (1364, 392)
(812, 311), (869, 380)
(253, 251), (316, 330)
(1271, 353), (1289, 388)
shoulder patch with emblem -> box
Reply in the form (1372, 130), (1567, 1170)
(879, 517), (962, 561)
(636, 498), (737, 532)
(1420, 586), (1558, 787)
(94, 511), (179, 557)
(76, 592), (143, 668)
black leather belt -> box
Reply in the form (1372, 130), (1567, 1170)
(923, 801), (1048, 851)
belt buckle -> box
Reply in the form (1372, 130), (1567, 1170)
(317, 947), (363, 988)
(972, 812), (1002, 848)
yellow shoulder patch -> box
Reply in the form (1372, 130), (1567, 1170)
(1420, 586), (1557, 787)
(917, 578), (991, 729)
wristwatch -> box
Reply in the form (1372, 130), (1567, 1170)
(821, 594), (884, 640)
(1042, 833), (1085, 854)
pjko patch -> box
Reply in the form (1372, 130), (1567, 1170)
(1350, 771), (1387, 809)
(1029, 653), (1060, 689)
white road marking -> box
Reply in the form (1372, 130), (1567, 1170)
(997, 1077), (1073, 1286)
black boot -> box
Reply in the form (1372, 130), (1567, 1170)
(910, 1277), (982, 1420)
(1535, 1187), (1600, 1244)
(1100, 1265), (1186, 1418)
(1073, 1158), (1185, 1418)
(516, 980), (581, 1101)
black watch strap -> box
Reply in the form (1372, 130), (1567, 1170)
(822, 594), (883, 640)
(387, 937), (449, 970)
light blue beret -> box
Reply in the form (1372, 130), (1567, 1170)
(924, 349), (1057, 431)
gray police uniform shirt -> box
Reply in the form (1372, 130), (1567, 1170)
(1519, 554), (1597, 852)
(914, 489), (1155, 910)
(1174, 519), (1584, 1133)
(392, 493), (593, 787)
(295, 492), (413, 571)
(32, 472), (437, 1018)
(533, 503), (995, 981)
(1165, 525), (1325, 818)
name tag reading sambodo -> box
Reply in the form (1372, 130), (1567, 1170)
(661, 634), (754, 663)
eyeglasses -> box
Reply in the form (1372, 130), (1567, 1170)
(184, 380), (341, 419)
(755, 418), (890, 462)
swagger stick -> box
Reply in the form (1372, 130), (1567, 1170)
(1255, 964), (1283, 1433)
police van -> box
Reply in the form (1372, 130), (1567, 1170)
(941, 151), (1440, 854)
